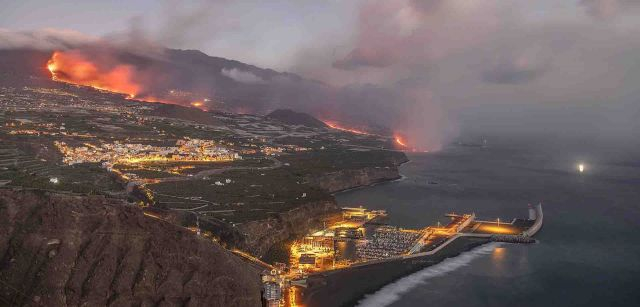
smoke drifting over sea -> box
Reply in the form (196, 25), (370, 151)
(296, 0), (640, 150)
(2, 0), (640, 151)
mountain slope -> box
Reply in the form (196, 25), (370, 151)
(0, 188), (262, 307)
(266, 109), (328, 128)
(0, 47), (397, 134)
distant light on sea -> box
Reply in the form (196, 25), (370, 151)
(578, 163), (585, 173)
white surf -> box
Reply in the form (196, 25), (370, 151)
(356, 242), (500, 307)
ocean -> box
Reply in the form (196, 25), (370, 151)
(336, 143), (640, 307)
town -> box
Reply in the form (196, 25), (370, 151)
(54, 138), (240, 166)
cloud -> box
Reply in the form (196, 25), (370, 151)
(580, 0), (640, 20)
(156, 0), (231, 48)
(0, 28), (95, 50)
(481, 43), (552, 85)
(287, 0), (640, 150)
(221, 68), (266, 84)
(482, 66), (543, 85)
(331, 0), (495, 71)
(332, 48), (393, 70)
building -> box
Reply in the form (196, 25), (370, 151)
(262, 281), (282, 305)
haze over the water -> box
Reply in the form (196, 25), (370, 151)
(1, 0), (639, 151)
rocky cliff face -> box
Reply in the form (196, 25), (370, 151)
(305, 151), (409, 193)
(236, 200), (338, 258)
(306, 166), (403, 193)
(0, 189), (262, 307)
(236, 153), (409, 257)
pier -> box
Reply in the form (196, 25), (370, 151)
(264, 204), (544, 307)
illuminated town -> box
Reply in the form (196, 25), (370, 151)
(55, 138), (240, 166)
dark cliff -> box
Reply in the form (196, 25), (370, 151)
(0, 189), (262, 307)
(306, 166), (403, 193)
(237, 151), (409, 257)
(236, 200), (339, 258)
(304, 151), (409, 193)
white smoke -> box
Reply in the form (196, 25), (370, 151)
(221, 68), (266, 84)
(356, 243), (500, 307)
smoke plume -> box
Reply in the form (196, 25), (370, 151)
(221, 68), (266, 84)
(2, 0), (640, 151)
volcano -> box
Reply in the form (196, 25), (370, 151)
(0, 46), (401, 138)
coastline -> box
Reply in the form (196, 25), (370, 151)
(300, 236), (491, 307)
(298, 153), (538, 307)
(330, 173), (407, 195)
(328, 152), (411, 195)
(355, 242), (500, 307)
(260, 156), (410, 262)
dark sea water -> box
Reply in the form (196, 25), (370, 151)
(336, 144), (640, 307)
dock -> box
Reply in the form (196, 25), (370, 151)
(284, 204), (544, 307)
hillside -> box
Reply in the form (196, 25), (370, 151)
(0, 47), (398, 132)
(266, 109), (328, 128)
(0, 188), (262, 306)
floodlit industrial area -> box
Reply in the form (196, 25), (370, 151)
(259, 205), (543, 306)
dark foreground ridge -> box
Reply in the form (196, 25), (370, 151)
(0, 188), (262, 307)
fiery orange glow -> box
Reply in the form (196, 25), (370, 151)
(190, 101), (208, 110)
(323, 120), (372, 135)
(394, 135), (407, 147)
(393, 133), (429, 152)
(47, 51), (142, 98)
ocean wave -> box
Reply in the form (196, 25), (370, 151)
(356, 242), (500, 307)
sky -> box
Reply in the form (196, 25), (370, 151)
(0, 0), (360, 70)
(1, 0), (639, 151)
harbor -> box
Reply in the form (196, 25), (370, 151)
(261, 204), (544, 306)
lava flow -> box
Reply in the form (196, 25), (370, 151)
(323, 120), (372, 135)
(190, 101), (208, 111)
(47, 51), (142, 99)
(394, 135), (407, 147)
(394, 133), (428, 152)
(47, 50), (211, 109)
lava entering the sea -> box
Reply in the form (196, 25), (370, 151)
(393, 133), (429, 152)
(47, 51), (142, 99)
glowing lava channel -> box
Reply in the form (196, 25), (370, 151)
(323, 120), (372, 135)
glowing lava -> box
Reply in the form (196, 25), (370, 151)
(323, 120), (371, 135)
(190, 101), (208, 111)
(394, 135), (407, 147)
(47, 51), (142, 98)
(394, 133), (429, 152)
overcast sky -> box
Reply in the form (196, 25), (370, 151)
(1, 0), (639, 150)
